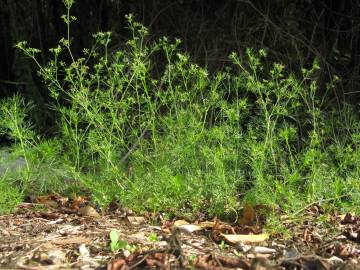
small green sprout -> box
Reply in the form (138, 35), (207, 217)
(109, 230), (136, 253)
(219, 240), (229, 251)
(148, 232), (159, 242)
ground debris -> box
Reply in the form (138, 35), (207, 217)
(0, 203), (359, 269)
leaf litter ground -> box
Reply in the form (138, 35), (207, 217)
(0, 196), (359, 270)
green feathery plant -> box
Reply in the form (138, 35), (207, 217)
(4, 0), (358, 219)
(0, 95), (34, 180)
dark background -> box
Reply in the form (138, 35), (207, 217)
(0, 0), (359, 112)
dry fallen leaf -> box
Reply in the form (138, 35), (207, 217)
(71, 196), (88, 209)
(44, 248), (67, 265)
(239, 204), (256, 225)
(198, 221), (216, 229)
(127, 216), (145, 225)
(79, 244), (90, 258)
(35, 194), (69, 208)
(79, 206), (100, 218)
(252, 246), (277, 254)
(145, 253), (166, 268)
(52, 236), (92, 245)
(129, 231), (147, 240)
(42, 200), (59, 209)
(176, 224), (203, 233)
(173, 220), (189, 227)
(36, 195), (59, 208)
(32, 243), (67, 265)
(222, 233), (269, 244)
(107, 259), (127, 270)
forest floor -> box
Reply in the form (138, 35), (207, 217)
(0, 195), (359, 270)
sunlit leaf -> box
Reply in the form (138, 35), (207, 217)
(222, 233), (269, 244)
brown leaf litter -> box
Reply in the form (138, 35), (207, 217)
(0, 198), (359, 269)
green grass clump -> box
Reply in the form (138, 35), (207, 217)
(0, 177), (23, 214)
(0, 0), (358, 218)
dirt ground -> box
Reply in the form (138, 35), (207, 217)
(0, 196), (359, 270)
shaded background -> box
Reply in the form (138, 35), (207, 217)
(0, 0), (359, 125)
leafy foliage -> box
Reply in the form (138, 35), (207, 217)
(1, 1), (359, 218)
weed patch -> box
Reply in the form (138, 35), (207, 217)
(1, 0), (359, 219)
